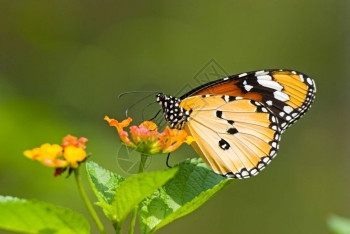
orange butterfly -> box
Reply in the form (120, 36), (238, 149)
(157, 69), (316, 179)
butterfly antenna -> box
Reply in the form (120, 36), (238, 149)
(141, 101), (158, 120)
(122, 92), (158, 117)
(118, 90), (159, 99)
(148, 109), (161, 121)
(166, 153), (172, 168)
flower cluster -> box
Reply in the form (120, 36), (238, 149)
(24, 135), (88, 176)
(104, 116), (194, 155)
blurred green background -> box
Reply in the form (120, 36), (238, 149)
(0, 0), (349, 233)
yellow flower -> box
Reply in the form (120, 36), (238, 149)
(24, 135), (88, 176)
(63, 145), (87, 168)
(24, 143), (68, 168)
(104, 116), (194, 155)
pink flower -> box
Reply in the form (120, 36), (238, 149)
(104, 116), (194, 155)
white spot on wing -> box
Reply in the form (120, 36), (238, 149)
(283, 106), (293, 114)
(244, 85), (253, 91)
(307, 77), (313, 85)
(257, 80), (283, 91)
(271, 116), (276, 122)
(257, 75), (272, 80)
(273, 91), (289, 102)
(313, 79), (317, 91)
(266, 100), (273, 106)
(255, 70), (268, 75)
(263, 157), (270, 163)
(238, 73), (247, 77)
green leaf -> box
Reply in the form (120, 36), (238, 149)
(86, 161), (125, 218)
(111, 167), (179, 223)
(139, 158), (232, 234)
(328, 214), (350, 234)
(0, 196), (89, 234)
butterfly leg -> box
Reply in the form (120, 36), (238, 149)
(166, 153), (173, 168)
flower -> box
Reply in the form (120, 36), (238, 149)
(61, 135), (88, 168)
(62, 135), (88, 149)
(24, 135), (88, 176)
(24, 144), (68, 168)
(104, 116), (194, 155)
(63, 146), (87, 168)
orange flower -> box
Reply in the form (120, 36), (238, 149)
(62, 135), (88, 149)
(24, 135), (88, 176)
(104, 116), (194, 155)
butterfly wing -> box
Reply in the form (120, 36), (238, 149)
(181, 69), (316, 132)
(181, 95), (281, 178)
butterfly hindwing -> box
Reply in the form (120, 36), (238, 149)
(181, 95), (281, 179)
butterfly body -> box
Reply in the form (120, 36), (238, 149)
(157, 69), (316, 179)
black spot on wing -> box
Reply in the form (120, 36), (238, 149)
(218, 139), (230, 150)
(227, 120), (234, 125)
(216, 110), (223, 118)
(221, 95), (237, 102)
(227, 127), (238, 135)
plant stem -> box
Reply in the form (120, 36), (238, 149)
(129, 209), (137, 234)
(114, 221), (122, 234)
(129, 154), (149, 234)
(74, 168), (106, 234)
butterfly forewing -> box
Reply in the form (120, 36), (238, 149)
(181, 70), (316, 132)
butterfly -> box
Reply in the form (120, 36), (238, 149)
(156, 69), (316, 179)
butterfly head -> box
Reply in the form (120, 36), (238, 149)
(156, 93), (191, 129)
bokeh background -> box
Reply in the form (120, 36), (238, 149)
(1, 1), (349, 233)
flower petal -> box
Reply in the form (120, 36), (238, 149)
(105, 116), (132, 133)
(139, 121), (158, 131)
(62, 135), (88, 149)
(63, 146), (87, 168)
(119, 131), (136, 147)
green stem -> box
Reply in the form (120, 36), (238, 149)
(114, 221), (123, 234)
(74, 168), (106, 234)
(129, 209), (137, 234)
(129, 154), (149, 234)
